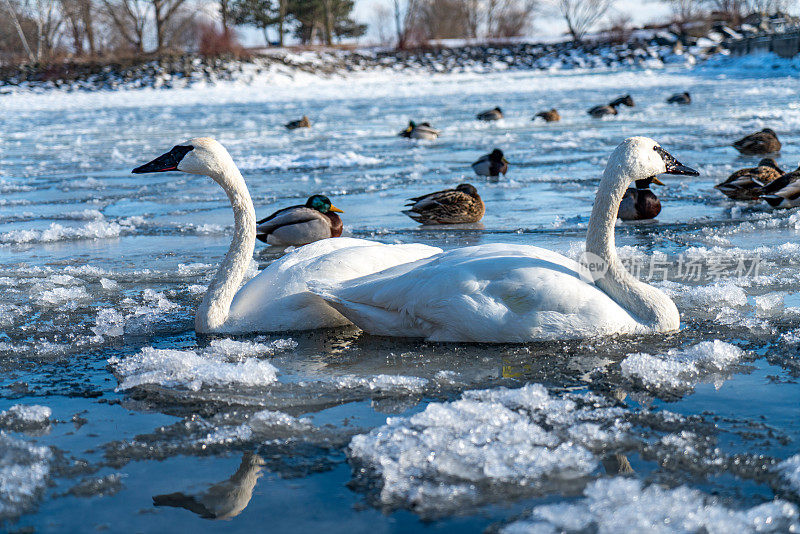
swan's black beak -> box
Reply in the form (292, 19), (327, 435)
(132, 145), (193, 174)
(654, 146), (699, 176)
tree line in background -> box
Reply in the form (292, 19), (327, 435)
(0, 0), (366, 61)
(0, 0), (796, 63)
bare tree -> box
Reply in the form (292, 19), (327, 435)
(662, 0), (703, 23)
(371, 2), (393, 43)
(101, 0), (147, 51)
(556, 0), (614, 41)
(151, 0), (191, 51)
(486, 0), (536, 37)
(23, 0), (64, 59)
(2, 0), (36, 60)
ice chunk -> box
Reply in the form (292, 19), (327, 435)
(778, 455), (800, 497)
(92, 308), (125, 337)
(0, 405), (52, 431)
(502, 478), (799, 533)
(620, 340), (742, 390)
(333, 374), (428, 393)
(0, 221), (124, 244)
(0, 432), (51, 520)
(109, 339), (295, 391)
(348, 384), (631, 514)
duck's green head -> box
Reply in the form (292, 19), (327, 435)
(306, 195), (343, 213)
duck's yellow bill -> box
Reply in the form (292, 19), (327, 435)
(652, 177), (665, 186)
(329, 205), (344, 213)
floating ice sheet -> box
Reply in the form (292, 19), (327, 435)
(620, 340), (742, 391)
(0, 432), (51, 520)
(502, 477), (799, 534)
(109, 338), (296, 392)
(348, 384), (630, 514)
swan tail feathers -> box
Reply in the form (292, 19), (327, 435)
(307, 281), (421, 337)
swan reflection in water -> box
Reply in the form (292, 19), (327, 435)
(153, 453), (265, 520)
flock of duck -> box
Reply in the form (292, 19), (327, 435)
(271, 99), (793, 244)
(125, 92), (795, 343)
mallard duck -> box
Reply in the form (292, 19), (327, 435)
(759, 165), (800, 208)
(667, 92), (691, 104)
(609, 94), (635, 108)
(403, 183), (485, 225)
(617, 176), (663, 220)
(285, 116), (310, 130)
(471, 148), (509, 177)
(256, 194), (343, 246)
(534, 109), (560, 122)
(733, 128), (781, 155)
(588, 104), (618, 118)
(715, 158), (783, 200)
(399, 121), (440, 140)
(476, 107), (503, 121)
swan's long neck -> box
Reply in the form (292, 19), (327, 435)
(585, 164), (678, 329)
(195, 162), (256, 333)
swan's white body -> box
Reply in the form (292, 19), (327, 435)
(310, 137), (684, 343)
(223, 237), (440, 333)
(135, 138), (441, 334)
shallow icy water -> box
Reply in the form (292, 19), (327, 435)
(2, 57), (800, 532)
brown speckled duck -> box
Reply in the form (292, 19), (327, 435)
(471, 148), (509, 177)
(759, 165), (800, 208)
(715, 158), (783, 200)
(534, 109), (560, 122)
(617, 176), (663, 220)
(256, 194), (343, 246)
(476, 107), (503, 121)
(285, 116), (310, 130)
(403, 184), (485, 225)
(667, 92), (691, 104)
(733, 128), (781, 155)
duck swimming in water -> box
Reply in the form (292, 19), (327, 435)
(285, 116), (310, 130)
(715, 158), (783, 201)
(256, 195), (344, 246)
(617, 176), (663, 220)
(667, 92), (691, 104)
(476, 107), (503, 121)
(471, 148), (509, 177)
(399, 121), (440, 140)
(609, 95), (635, 108)
(534, 109), (560, 122)
(733, 128), (781, 155)
(759, 165), (800, 208)
(403, 184), (485, 225)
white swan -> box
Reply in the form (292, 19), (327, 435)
(310, 137), (699, 343)
(132, 137), (441, 334)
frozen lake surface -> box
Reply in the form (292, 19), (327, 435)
(2, 56), (800, 532)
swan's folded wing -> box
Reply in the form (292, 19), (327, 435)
(224, 238), (442, 332)
(310, 244), (640, 342)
